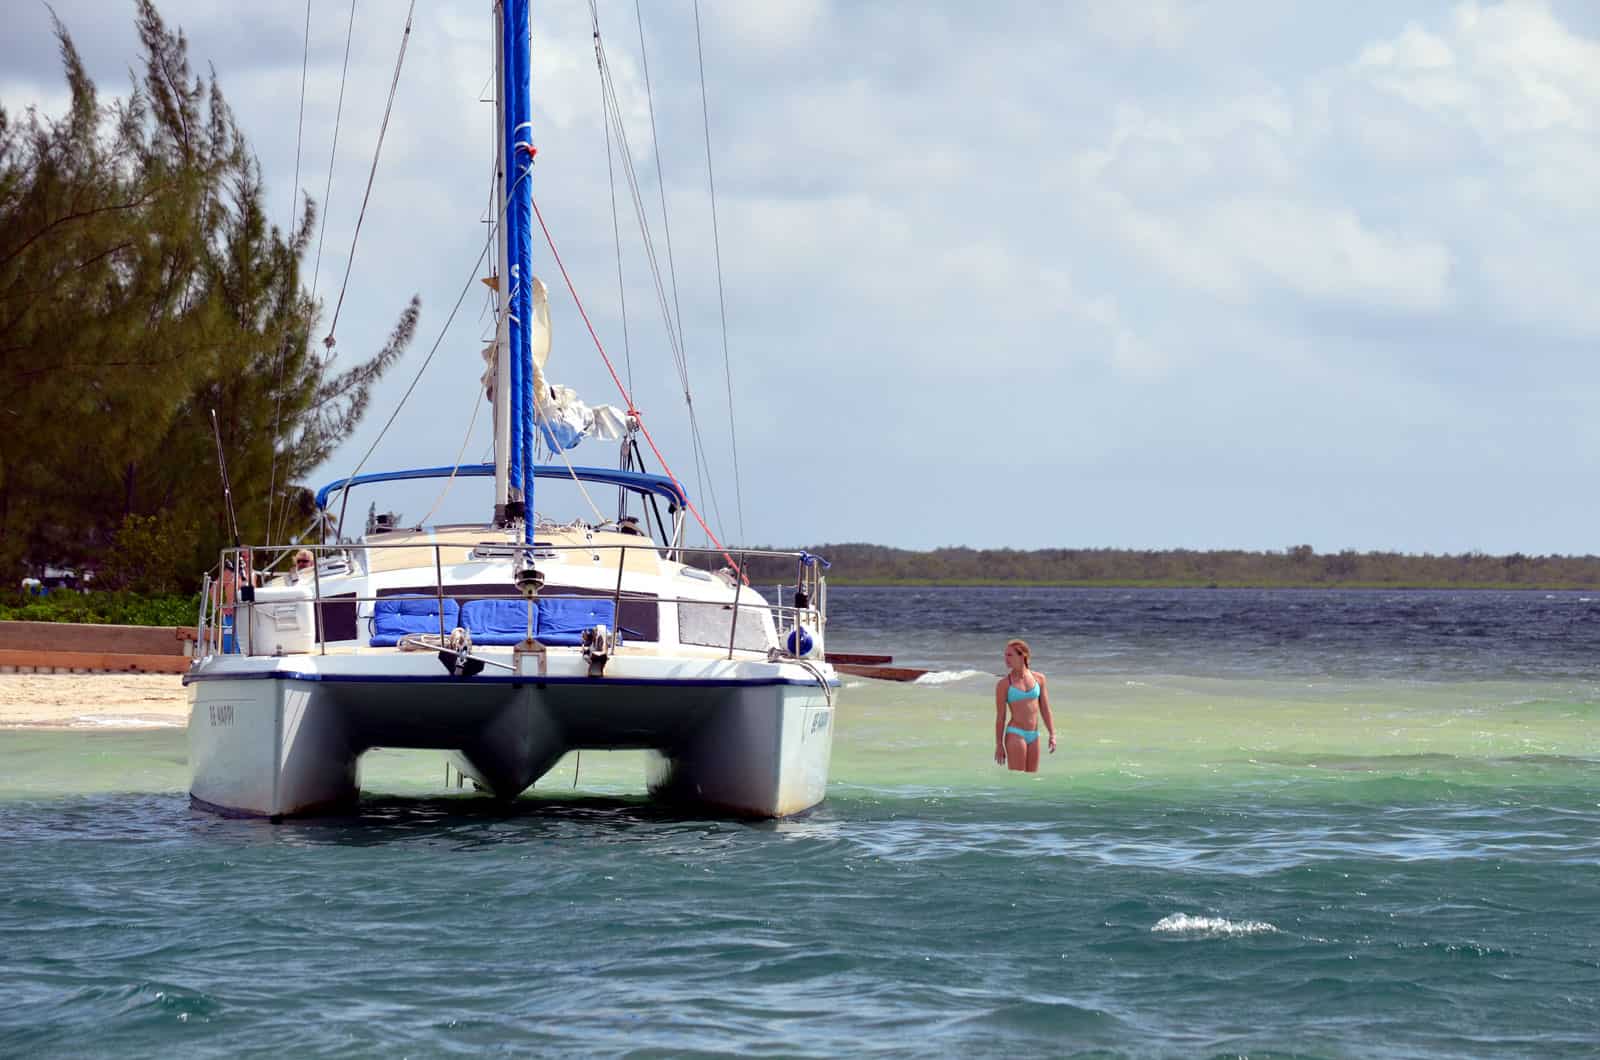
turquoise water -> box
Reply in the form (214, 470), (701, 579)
(2, 589), (1599, 1056)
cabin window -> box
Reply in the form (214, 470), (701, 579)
(678, 601), (775, 652)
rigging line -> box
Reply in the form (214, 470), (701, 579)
(595, 29), (726, 544)
(589, 15), (728, 540)
(550, 436), (607, 525)
(594, 43), (694, 412)
(594, 45), (682, 367)
(477, 149), (501, 336)
(330, 159), (535, 533)
(323, 0), (416, 351)
(530, 192), (745, 578)
(633, 1), (687, 353)
(309, 0), (358, 307)
(631, 438), (669, 548)
(630, 8), (720, 534)
(588, 12), (726, 547)
(592, 28), (726, 538)
(332, 210), (494, 539)
(591, 6), (632, 395)
(694, 0), (744, 544)
(288, 0), (311, 246)
(417, 379), (485, 527)
(474, 166), (496, 331)
(677, 381), (726, 542)
(631, 1), (713, 524)
(266, 0), (315, 542)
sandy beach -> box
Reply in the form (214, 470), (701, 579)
(0, 673), (187, 729)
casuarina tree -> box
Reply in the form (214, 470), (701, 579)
(0, 0), (417, 590)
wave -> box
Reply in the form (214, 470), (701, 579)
(70, 715), (184, 729)
(1151, 913), (1278, 938)
(914, 669), (988, 686)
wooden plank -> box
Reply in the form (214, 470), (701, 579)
(824, 652), (894, 665)
(833, 662), (928, 683)
(0, 621), (190, 656)
(0, 649), (191, 674)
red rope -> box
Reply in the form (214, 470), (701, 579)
(530, 194), (744, 578)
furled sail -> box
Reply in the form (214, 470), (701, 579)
(482, 275), (628, 453)
(536, 382), (629, 451)
(526, 277), (627, 452)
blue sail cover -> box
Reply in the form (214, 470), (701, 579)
(503, 0), (536, 542)
(502, 1), (521, 507)
(539, 418), (583, 453)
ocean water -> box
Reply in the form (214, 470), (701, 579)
(2, 588), (1598, 1057)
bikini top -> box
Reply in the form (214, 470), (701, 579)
(1006, 676), (1040, 704)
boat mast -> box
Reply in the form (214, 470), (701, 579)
(494, 0), (536, 539)
(491, 1), (511, 523)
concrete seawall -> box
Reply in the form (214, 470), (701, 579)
(0, 621), (194, 674)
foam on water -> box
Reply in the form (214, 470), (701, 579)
(69, 715), (184, 729)
(1151, 913), (1279, 938)
(913, 668), (987, 686)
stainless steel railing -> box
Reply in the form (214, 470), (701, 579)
(195, 541), (827, 663)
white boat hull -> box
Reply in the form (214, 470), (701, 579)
(187, 651), (835, 819)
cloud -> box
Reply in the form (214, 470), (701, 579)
(1359, 2), (1600, 136)
(4, 0), (1599, 552)
(1078, 0), (1194, 51)
(1074, 98), (1457, 313)
(713, 1), (827, 56)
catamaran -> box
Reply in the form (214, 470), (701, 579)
(184, 0), (837, 820)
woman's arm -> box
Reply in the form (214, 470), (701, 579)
(994, 681), (1008, 764)
(1037, 672), (1057, 753)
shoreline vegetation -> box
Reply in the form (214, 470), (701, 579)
(0, 592), (197, 627)
(746, 544), (1600, 591)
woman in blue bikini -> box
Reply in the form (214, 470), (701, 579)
(994, 638), (1057, 772)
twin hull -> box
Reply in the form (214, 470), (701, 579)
(186, 654), (835, 819)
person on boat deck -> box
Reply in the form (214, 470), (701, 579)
(994, 638), (1056, 772)
(212, 559), (246, 653)
(212, 557), (260, 615)
(290, 549), (315, 580)
(215, 560), (237, 618)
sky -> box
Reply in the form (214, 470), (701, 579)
(5, 0), (1599, 555)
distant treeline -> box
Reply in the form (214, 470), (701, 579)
(734, 543), (1600, 589)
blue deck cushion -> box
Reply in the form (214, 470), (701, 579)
(459, 598), (534, 646)
(536, 597), (616, 646)
(370, 595), (460, 647)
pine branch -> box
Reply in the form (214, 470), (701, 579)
(0, 190), (161, 270)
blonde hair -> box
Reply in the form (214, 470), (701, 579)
(1004, 638), (1031, 667)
